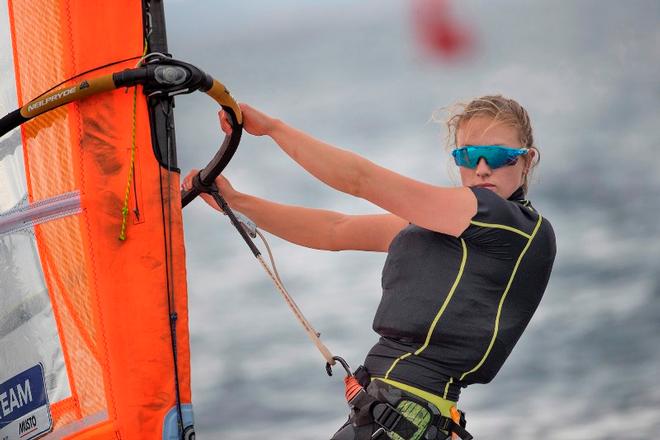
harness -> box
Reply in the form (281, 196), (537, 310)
(342, 365), (473, 440)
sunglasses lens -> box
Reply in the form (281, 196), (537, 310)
(452, 146), (527, 169)
(486, 153), (510, 168)
(462, 149), (475, 167)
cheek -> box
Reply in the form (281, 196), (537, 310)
(458, 167), (473, 182)
(498, 163), (525, 182)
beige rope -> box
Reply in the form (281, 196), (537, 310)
(254, 230), (336, 365)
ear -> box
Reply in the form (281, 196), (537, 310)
(525, 147), (538, 170)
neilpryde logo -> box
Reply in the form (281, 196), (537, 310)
(26, 86), (77, 113)
(0, 364), (52, 440)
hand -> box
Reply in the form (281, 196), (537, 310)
(181, 169), (237, 212)
(219, 103), (277, 137)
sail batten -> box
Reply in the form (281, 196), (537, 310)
(0, 191), (81, 236)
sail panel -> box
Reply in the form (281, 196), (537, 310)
(3, 1), (193, 438)
(0, 227), (71, 403)
(1, 1), (73, 437)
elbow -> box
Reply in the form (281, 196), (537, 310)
(326, 214), (350, 251)
(345, 155), (370, 198)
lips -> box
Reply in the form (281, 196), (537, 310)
(475, 183), (496, 189)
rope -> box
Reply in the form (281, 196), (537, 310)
(253, 230), (335, 364)
(210, 188), (337, 366)
(119, 41), (149, 241)
(118, 85), (139, 241)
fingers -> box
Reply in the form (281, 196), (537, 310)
(218, 110), (233, 135)
(181, 169), (226, 211)
(181, 168), (199, 191)
(181, 171), (222, 211)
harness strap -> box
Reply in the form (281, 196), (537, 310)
(372, 402), (420, 438)
(447, 422), (472, 440)
(348, 388), (417, 437)
(436, 416), (472, 440)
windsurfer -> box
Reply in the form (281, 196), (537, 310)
(182, 95), (556, 439)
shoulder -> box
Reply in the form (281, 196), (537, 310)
(462, 188), (555, 251)
(469, 187), (540, 233)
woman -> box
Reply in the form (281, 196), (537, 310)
(183, 95), (556, 439)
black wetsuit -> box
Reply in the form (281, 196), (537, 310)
(331, 187), (556, 439)
(362, 186), (556, 402)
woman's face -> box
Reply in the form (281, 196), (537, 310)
(455, 116), (533, 199)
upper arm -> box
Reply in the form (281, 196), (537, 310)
(330, 213), (408, 252)
(356, 161), (478, 237)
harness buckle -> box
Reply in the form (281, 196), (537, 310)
(372, 403), (404, 433)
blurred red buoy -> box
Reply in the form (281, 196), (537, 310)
(412, 0), (474, 60)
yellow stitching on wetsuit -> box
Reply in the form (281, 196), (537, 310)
(385, 239), (468, 380)
(384, 352), (412, 378)
(469, 220), (531, 239)
(459, 214), (543, 382)
(414, 239), (468, 355)
(523, 200), (537, 213)
(443, 377), (454, 399)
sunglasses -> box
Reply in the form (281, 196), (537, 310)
(451, 145), (528, 169)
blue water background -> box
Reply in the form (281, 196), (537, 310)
(166, 1), (660, 438)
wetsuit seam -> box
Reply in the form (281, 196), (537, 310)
(469, 220), (531, 238)
(443, 377), (454, 399)
(384, 238), (468, 381)
(458, 214), (544, 382)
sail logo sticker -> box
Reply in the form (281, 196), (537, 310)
(26, 87), (77, 112)
(0, 365), (52, 440)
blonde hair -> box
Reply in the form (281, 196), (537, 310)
(444, 95), (539, 194)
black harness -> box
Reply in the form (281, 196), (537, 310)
(348, 368), (473, 440)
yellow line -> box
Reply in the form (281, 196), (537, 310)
(443, 377), (454, 399)
(470, 220), (531, 239)
(459, 214), (543, 382)
(384, 352), (412, 379)
(414, 239), (468, 355)
(385, 239), (468, 379)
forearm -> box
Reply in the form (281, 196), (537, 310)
(227, 191), (345, 250)
(269, 120), (373, 197)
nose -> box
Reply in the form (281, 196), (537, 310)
(475, 157), (492, 177)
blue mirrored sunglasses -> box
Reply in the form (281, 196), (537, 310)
(451, 145), (528, 169)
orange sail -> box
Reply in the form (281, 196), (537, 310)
(1, 1), (193, 438)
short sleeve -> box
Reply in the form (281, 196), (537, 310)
(460, 187), (537, 256)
